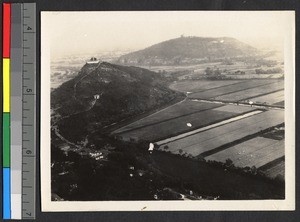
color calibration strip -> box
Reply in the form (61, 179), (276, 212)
(11, 3), (23, 219)
(2, 3), (36, 220)
(3, 3), (11, 219)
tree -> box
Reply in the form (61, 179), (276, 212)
(225, 158), (233, 167)
(214, 68), (221, 76)
(251, 166), (257, 175)
(205, 67), (213, 75)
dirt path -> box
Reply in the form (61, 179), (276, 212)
(73, 63), (101, 101)
(190, 98), (284, 110)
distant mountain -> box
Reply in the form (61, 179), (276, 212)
(51, 62), (182, 141)
(117, 36), (259, 66)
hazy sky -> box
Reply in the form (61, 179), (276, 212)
(42, 11), (293, 58)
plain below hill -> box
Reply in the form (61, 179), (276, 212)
(117, 36), (259, 66)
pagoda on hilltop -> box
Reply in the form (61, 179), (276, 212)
(87, 57), (100, 64)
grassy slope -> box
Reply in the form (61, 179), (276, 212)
(150, 151), (284, 199)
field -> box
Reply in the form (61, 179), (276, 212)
(188, 79), (282, 99)
(169, 80), (242, 93)
(113, 100), (222, 134)
(205, 137), (284, 168)
(215, 81), (283, 101)
(249, 90), (284, 106)
(156, 110), (284, 157)
(113, 103), (257, 142)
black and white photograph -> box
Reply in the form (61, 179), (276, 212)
(41, 11), (295, 211)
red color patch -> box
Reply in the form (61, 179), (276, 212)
(3, 3), (11, 58)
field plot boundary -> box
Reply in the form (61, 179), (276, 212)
(155, 110), (263, 145)
(112, 102), (223, 135)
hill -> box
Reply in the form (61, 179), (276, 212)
(117, 36), (259, 66)
(51, 62), (183, 141)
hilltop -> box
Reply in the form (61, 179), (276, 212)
(117, 36), (259, 66)
(51, 62), (183, 141)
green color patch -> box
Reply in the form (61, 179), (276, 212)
(3, 113), (10, 167)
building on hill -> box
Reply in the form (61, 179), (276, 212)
(87, 57), (100, 64)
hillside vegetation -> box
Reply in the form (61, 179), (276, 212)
(51, 62), (183, 141)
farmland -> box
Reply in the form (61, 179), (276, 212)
(155, 110), (284, 157)
(214, 81), (283, 102)
(249, 90), (284, 106)
(205, 137), (284, 168)
(113, 78), (284, 143)
(169, 80), (243, 93)
(188, 79), (282, 99)
(113, 103), (257, 142)
(112, 76), (285, 182)
(113, 100), (222, 134)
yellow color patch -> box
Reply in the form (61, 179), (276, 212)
(3, 58), (10, 112)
